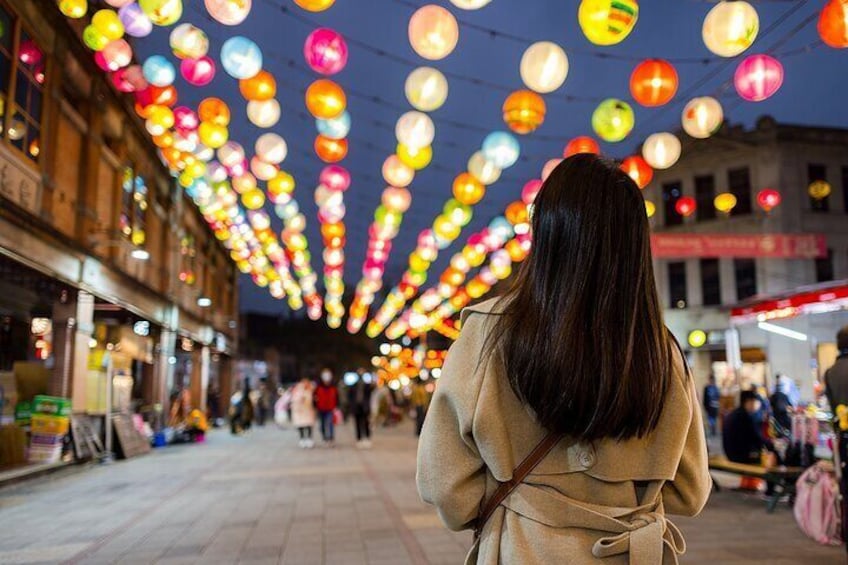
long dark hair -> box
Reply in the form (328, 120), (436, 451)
(488, 154), (672, 442)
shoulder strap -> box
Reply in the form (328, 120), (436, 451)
(474, 431), (562, 540)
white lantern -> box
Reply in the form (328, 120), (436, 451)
(449, 0), (490, 9)
(315, 184), (343, 208)
(642, 132), (682, 170)
(681, 96), (723, 139)
(467, 151), (501, 185)
(405, 67), (448, 112)
(382, 155), (415, 188)
(520, 41), (569, 94)
(396, 111), (435, 151)
(217, 141), (245, 168)
(702, 1), (759, 57)
(254, 133), (287, 164)
(408, 4), (459, 61)
(246, 99), (280, 128)
(250, 156), (277, 181)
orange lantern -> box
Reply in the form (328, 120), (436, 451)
(620, 155), (653, 188)
(149, 85), (178, 107)
(294, 0), (335, 11)
(321, 222), (346, 241)
(502, 90), (546, 134)
(198, 97), (231, 126)
(152, 131), (174, 148)
(818, 0), (848, 48)
(441, 267), (465, 287)
(629, 59), (678, 107)
(239, 70), (277, 101)
(505, 201), (528, 226)
(452, 172), (485, 205)
(314, 134), (348, 163)
(505, 239), (527, 262)
(305, 79), (346, 119)
(564, 136), (600, 157)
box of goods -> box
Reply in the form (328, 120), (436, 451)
(15, 401), (32, 426)
(30, 433), (65, 448)
(30, 414), (70, 436)
(28, 444), (62, 464)
(32, 395), (72, 417)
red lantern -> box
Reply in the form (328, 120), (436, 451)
(818, 0), (848, 49)
(563, 136), (600, 158)
(756, 188), (782, 213)
(620, 155), (653, 189)
(630, 59), (678, 107)
(675, 196), (697, 218)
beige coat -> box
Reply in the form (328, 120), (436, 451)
(417, 298), (711, 564)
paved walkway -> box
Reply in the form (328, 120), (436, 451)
(0, 422), (842, 564)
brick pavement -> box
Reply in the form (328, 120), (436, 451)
(0, 422), (842, 564)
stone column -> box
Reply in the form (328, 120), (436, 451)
(51, 291), (94, 412)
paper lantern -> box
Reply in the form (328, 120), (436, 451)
(138, 0), (183, 26)
(450, 0), (490, 8)
(198, 122), (228, 148)
(756, 188), (781, 212)
(444, 200), (472, 227)
(113, 65), (147, 92)
(142, 55), (175, 87)
(520, 41), (569, 94)
(809, 180), (832, 200)
(681, 96), (723, 139)
(315, 135), (348, 163)
(119, 3), (152, 37)
(630, 59), (678, 107)
(542, 159), (562, 181)
(306, 79), (346, 119)
(145, 106), (174, 136)
(578, 0), (639, 46)
(241, 188), (265, 210)
(396, 111), (435, 151)
(247, 99), (280, 128)
(482, 131), (520, 168)
(251, 157), (277, 181)
(220, 36), (262, 80)
(382, 155), (415, 188)
(819, 0), (848, 48)
(521, 179), (542, 204)
(702, 1), (759, 57)
(382, 187), (412, 213)
(304, 28), (348, 75)
(173, 106), (198, 131)
(96, 40), (132, 72)
(645, 200), (656, 218)
(198, 97), (230, 126)
(239, 69), (276, 101)
(205, 0), (251, 25)
(232, 172), (257, 194)
(714, 192), (737, 214)
(397, 144), (432, 170)
(106, 1), (135, 8)
(564, 136), (600, 157)
(316, 111), (351, 140)
(642, 132), (681, 170)
(294, 0), (335, 11)
(620, 155), (653, 188)
(408, 5), (459, 61)
(505, 201), (529, 227)
(405, 67), (448, 112)
(734, 54), (783, 102)
(503, 90), (546, 135)
(255, 133), (287, 164)
(83, 26), (110, 51)
(218, 141), (245, 168)
(92, 9), (125, 40)
(675, 196), (696, 217)
(59, 0), (88, 19)
(468, 151), (501, 185)
(269, 171), (296, 198)
(170, 24), (208, 59)
(592, 99), (635, 143)
(452, 173), (486, 205)
(433, 215), (461, 241)
(181, 56), (215, 86)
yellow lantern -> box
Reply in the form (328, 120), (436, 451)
(408, 4), (459, 61)
(59, 0), (88, 19)
(397, 143), (432, 170)
(405, 67), (449, 112)
(433, 215), (461, 241)
(138, 0), (183, 26)
(92, 9), (125, 41)
(592, 98), (635, 143)
(642, 132), (681, 170)
(408, 252), (430, 273)
(681, 96), (723, 139)
(241, 188), (266, 210)
(714, 192), (737, 214)
(198, 122), (228, 149)
(293, 0), (335, 12)
(702, 1), (759, 57)
(688, 330), (707, 349)
(452, 172), (486, 205)
(645, 200), (656, 218)
(578, 0), (639, 46)
(809, 180), (832, 200)
(520, 41), (569, 93)
(268, 171), (295, 198)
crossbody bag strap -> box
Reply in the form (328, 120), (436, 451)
(474, 431), (563, 540)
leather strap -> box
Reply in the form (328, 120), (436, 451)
(474, 431), (563, 540)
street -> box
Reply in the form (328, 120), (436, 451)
(0, 422), (842, 565)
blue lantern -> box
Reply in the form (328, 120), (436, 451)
(488, 216), (514, 241)
(482, 131), (520, 169)
(142, 55), (175, 87)
(220, 36), (262, 80)
(316, 110), (351, 140)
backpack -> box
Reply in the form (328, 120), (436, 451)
(794, 462), (842, 546)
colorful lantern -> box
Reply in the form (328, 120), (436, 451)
(95, 40), (132, 72)
(702, 1), (759, 57)
(681, 96), (723, 139)
(382, 187), (412, 213)
(756, 188), (781, 212)
(241, 188), (265, 210)
(397, 143), (432, 170)
(255, 133), (287, 164)
(83, 26), (110, 51)
(396, 111), (435, 151)
(542, 159), (562, 181)
(92, 9), (125, 40)
(142, 55), (175, 87)
(319, 166), (350, 192)
(809, 180), (832, 200)
(138, 0), (183, 26)
(306, 79), (346, 119)
(482, 131), (520, 168)
(198, 122), (228, 148)
(620, 155), (653, 188)
(642, 132), (681, 170)
(433, 215), (461, 241)
(675, 196), (696, 218)
(520, 41), (569, 94)
(564, 136), (600, 157)
(105, 1), (135, 8)
(521, 179), (542, 204)
(316, 111), (351, 140)
(468, 151), (501, 185)
(818, 0), (848, 48)
(247, 99), (280, 127)
(444, 200), (472, 227)
(408, 4), (459, 61)
(734, 54), (784, 102)
(239, 69), (276, 101)
(294, 0), (335, 11)
(502, 90), (546, 134)
(714, 192), (737, 214)
(630, 59), (678, 107)
(59, 0), (88, 19)
(450, 0), (490, 8)
(170, 24), (209, 59)
(198, 97), (230, 125)
(205, 0), (251, 25)
(592, 99), (635, 143)
(452, 173), (486, 205)
(645, 200), (656, 218)
(315, 135), (348, 163)
(220, 36), (262, 80)
(119, 3), (152, 37)
(578, 0), (639, 46)
(269, 171), (296, 198)
(405, 67), (449, 112)
(180, 56), (216, 86)
(382, 155), (415, 188)
(304, 28), (348, 75)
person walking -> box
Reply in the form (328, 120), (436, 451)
(824, 326), (848, 550)
(417, 155), (710, 564)
(703, 374), (721, 437)
(770, 374), (795, 435)
(410, 378), (430, 437)
(255, 381), (272, 426)
(315, 368), (339, 446)
(348, 369), (373, 448)
(240, 379), (254, 432)
(291, 376), (317, 448)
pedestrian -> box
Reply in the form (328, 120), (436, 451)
(291, 376), (316, 448)
(206, 383), (221, 427)
(417, 155), (710, 564)
(348, 369), (373, 448)
(703, 373), (721, 437)
(228, 388), (243, 435)
(770, 374), (794, 435)
(723, 390), (771, 465)
(410, 378), (430, 437)
(241, 379), (254, 432)
(824, 326), (848, 549)
(315, 368), (339, 446)
(256, 381), (271, 426)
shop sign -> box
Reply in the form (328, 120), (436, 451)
(0, 146), (41, 215)
(731, 283), (848, 324)
(651, 234), (826, 259)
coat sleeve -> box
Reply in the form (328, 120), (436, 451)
(662, 371), (712, 517)
(416, 312), (488, 531)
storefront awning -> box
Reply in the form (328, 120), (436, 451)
(730, 280), (848, 325)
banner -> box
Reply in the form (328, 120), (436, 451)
(650, 233), (826, 259)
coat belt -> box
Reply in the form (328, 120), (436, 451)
(591, 512), (685, 564)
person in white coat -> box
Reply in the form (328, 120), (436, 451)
(291, 377), (317, 448)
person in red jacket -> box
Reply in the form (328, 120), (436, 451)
(314, 368), (339, 446)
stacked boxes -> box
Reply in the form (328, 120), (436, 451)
(28, 396), (71, 464)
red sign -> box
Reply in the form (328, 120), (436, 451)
(650, 234), (826, 259)
(730, 283), (848, 321)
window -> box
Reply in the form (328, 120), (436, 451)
(668, 262), (687, 309)
(179, 235), (197, 286)
(727, 167), (752, 215)
(120, 167), (148, 248)
(734, 259), (758, 301)
(662, 181), (683, 226)
(816, 248), (834, 283)
(700, 259), (721, 306)
(809, 164), (829, 212)
(694, 175), (716, 221)
(842, 166), (848, 214)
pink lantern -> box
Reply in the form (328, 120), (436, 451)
(112, 65), (147, 92)
(105, 0), (134, 7)
(319, 165), (351, 191)
(521, 178), (542, 205)
(173, 106), (199, 131)
(734, 54), (784, 102)
(303, 28), (348, 76)
(418, 229), (437, 250)
(95, 39), (132, 72)
(541, 158), (562, 181)
(181, 56), (216, 86)
(18, 40), (43, 67)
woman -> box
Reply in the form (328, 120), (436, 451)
(315, 368), (339, 446)
(349, 369), (374, 448)
(291, 376), (317, 448)
(417, 155), (710, 564)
